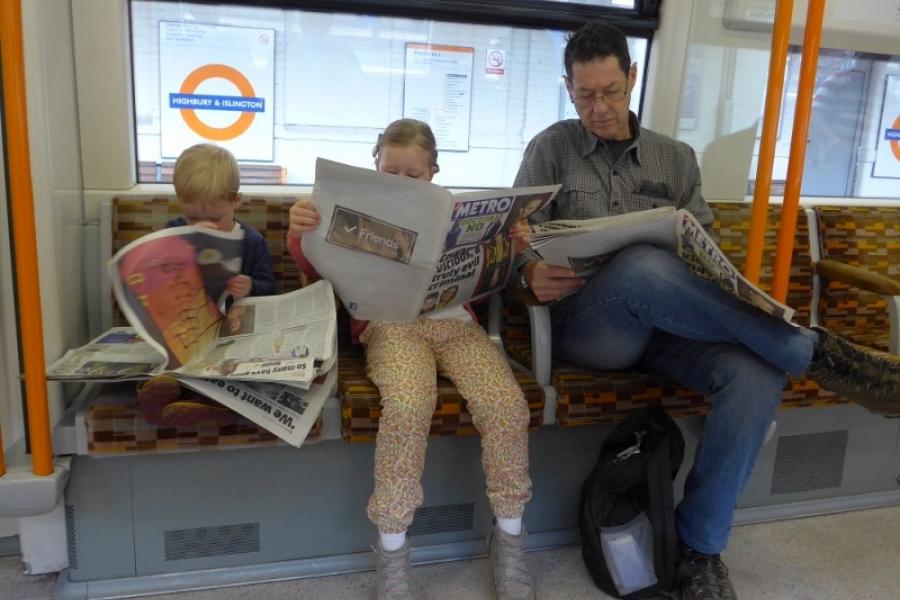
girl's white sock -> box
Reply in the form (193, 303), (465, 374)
(496, 516), (523, 536)
(379, 531), (407, 552)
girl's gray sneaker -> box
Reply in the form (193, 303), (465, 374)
(374, 539), (413, 600)
(487, 521), (535, 600)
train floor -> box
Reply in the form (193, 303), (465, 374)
(3, 504), (898, 600)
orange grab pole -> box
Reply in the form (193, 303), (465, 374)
(772, 0), (826, 302)
(0, 0), (54, 476)
(745, 0), (794, 284)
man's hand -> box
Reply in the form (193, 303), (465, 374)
(524, 260), (584, 303)
(288, 199), (320, 239)
(227, 275), (252, 300)
(508, 219), (533, 255)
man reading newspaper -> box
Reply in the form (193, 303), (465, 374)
(512, 21), (900, 600)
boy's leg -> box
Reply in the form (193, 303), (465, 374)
(362, 322), (439, 534)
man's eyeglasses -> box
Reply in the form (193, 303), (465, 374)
(571, 88), (629, 108)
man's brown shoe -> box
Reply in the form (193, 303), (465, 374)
(806, 327), (900, 417)
(678, 545), (738, 600)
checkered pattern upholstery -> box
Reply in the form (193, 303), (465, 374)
(501, 202), (843, 428)
(815, 206), (900, 352)
(86, 400), (323, 456)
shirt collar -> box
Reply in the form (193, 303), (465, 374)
(577, 111), (643, 166)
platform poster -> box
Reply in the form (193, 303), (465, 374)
(403, 43), (474, 152)
(873, 74), (900, 179)
(160, 21), (275, 161)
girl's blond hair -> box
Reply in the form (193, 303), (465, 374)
(173, 144), (240, 208)
(372, 118), (439, 172)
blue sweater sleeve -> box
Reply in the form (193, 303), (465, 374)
(239, 223), (277, 296)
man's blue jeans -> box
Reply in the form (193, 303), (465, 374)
(551, 244), (817, 554)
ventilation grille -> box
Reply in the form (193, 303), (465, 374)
(164, 522), (260, 561)
(771, 430), (848, 495)
(408, 503), (474, 536)
(64, 504), (78, 570)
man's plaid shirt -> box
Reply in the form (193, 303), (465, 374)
(513, 114), (713, 228)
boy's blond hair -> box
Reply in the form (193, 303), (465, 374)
(173, 144), (240, 208)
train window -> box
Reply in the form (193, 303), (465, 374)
(130, 1), (650, 188)
(676, 43), (899, 200)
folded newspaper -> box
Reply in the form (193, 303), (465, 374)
(47, 225), (338, 446)
(530, 207), (796, 323)
(303, 158), (561, 321)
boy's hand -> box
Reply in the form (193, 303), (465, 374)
(508, 219), (533, 255)
(289, 200), (320, 238)
(227, 275), (252, 299)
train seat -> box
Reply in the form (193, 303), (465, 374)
(812, 205), (900, 354)
(87, 195), (544, 454)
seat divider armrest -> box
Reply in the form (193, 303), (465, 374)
(528, 304), (552, 386)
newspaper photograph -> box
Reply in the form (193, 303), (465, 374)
(46, 327), (165, 381)
(304, 158), (559, 321)
(178, 367), (336, 447)
(530, 207), (796, 323)
(110, 224), (244, 369)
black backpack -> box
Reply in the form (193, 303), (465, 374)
(579, 407), (686, 599)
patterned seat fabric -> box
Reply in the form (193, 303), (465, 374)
(502, 202), (843, 428)
(815, 206), (900, 353)
(87, 401), (322, 456)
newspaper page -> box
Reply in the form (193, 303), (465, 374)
(304, 158), (559, 321)
(530, 207), (795, 323)
(109, 224), (244, 370)
(46, 327), (165, 381)
(174, 281), (338, 386)
(178, 367), (336, 447)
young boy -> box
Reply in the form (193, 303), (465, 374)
(166, 143), (276, 298)
(136, 144), (276, 428)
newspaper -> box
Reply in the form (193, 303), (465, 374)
(303, 158), (560, 321)
(530, 207), (796, 323)
(82, 224), (339, 386)
(177, 367), (336, 447)
(46, 327), (165, 381)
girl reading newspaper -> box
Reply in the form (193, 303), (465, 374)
(287, 119), (535, 600)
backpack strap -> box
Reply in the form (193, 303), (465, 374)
(646, 430), (678, 592)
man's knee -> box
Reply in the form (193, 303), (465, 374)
(710, 352), (785, 412)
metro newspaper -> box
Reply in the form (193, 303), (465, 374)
(303, 158), (560, 321)
(529, 207), (796, 324)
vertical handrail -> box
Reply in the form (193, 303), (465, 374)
(0, 426), (6, 477)
(745, 0), (794, 284)
(772, 0), (827, 302)
(0, 0), (54, 476)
